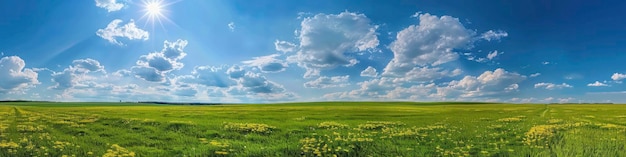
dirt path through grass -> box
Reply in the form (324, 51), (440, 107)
(7, 107), (20, 132)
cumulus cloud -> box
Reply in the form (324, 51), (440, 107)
(322, 77), (403, 100)
(133, 39), (188, 82)
(96, 19), (149, 45)
(0, 56), (39, 93)
(72, 59), (104, 73)
(481, 30), (508, 41)
(435, 68), (526, 98)
(384, 83), (437, 100)
(390, 67), (462, 83)
(173, 85), (197, 97)
(226, 65), (246, 79)
(50, 58), (105, 90)
(182, 66), (296, 100)
(534, 82), (573, 90)
(587, 81), (609, 87)
(50, 72), (75, 90)
(130, 66), (164, 82)
(233, 72), (287, 94)
(558, 97), (575, 103)
(274, 40), (297, 53)
(95, 0), (124, 12)
(113, 69), (132, 77)
(287, 11), (379, 78)
(360, 66), (378, 77)
(304, 75), (350, 88)
(176, 66), (235, 87)
(221, 69), (297, 101)
(242, 54), (288, 73)
(162, 39), (188, 60)
(323, 79), (438, 101)
(611, 73), (626, 81)
(383, 13), (474, 77)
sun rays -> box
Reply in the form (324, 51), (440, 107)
(139, 0), (178, 31)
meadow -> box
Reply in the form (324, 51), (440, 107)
(0, 102), (625, 157)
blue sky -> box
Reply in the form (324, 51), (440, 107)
(2, 0), (626, 103)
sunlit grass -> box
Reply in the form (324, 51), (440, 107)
(0, 102), (624, 156)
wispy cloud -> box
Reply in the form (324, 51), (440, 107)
(228, 22), (235, 32)
(534, 82), (573, 90)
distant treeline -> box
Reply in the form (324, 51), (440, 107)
(137, 101), (223, 105)
(550, 103), (614, 104)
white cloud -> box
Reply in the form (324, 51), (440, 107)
(587, 81), (609, 87)
(162, 39), (188, 60)
(176, 66), (235, 87)
(529, 73), (541, 78)
(130, 66), (164, 82)
(542, 61), (550, 65)
(304, 75), (350, 88)
(0, 56), (39, 93)
(464, 50), (503, 63)
(360, 66), (378, 77)
(390, 67), (462, 83)
(435, 68), (526, 98)
(219, 69), (297, 101)
(50, 58), (106, 90)
(384, 83), (436, 100)
(226, 65), (246, 79)
(228, 22), (235, 32)
(96, 19), (149, 45)
(486, 50), (503, 60)
(322, 78), (396, 100)
(383, 13), (474, 77)
(480, 30), (508, 41)
(95, 0), (124, 12)
(325, 68), (522, 101)
(534, 82), (573, 90)
(133, 39), (188, 82)
(41, 56), (292, 102)
(558, 97), (575, 103)
(544, 97), (554, 102)
(50, 71), (75, 90)
(113, 69), (132, 77)
(274, 40), (297, 53)
(287, 11), (379, 78)
(173, 84), (197, 97)
(72, 59), (104, 73)
(242, 54), (288, 73)
(611, 73), (626, 81)
(233, 72), (289, 94)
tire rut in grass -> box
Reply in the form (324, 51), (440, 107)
(540, 105), (549, 117)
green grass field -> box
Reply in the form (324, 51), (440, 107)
(0, 102), (625, 157)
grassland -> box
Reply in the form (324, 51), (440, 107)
(0, 102), (625, 157)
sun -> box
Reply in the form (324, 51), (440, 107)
(145, 1), (163, 16)
(139, 0), (177, 31)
